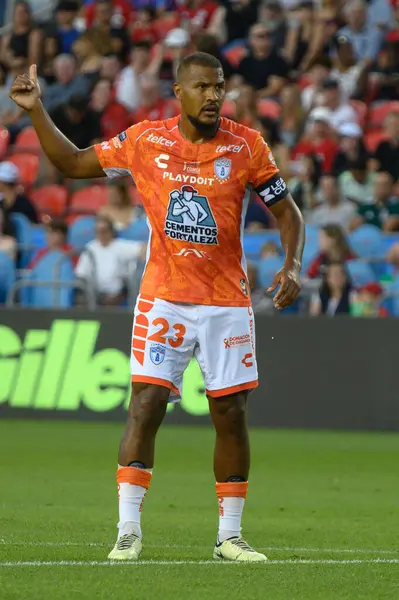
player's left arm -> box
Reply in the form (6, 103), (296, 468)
(249, 133), (305, 310)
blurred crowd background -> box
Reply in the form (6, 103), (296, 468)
(1, 0), (399, 317)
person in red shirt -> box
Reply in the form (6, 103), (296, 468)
(177, 0), (218, 34)
(132, 73), (180, 123)
(91, 78), (131, 139)
(307, 224), (356, 279)
(83, 0), (131, 29)
(29, 218), (77, 268)
(292, 107), (339, 173)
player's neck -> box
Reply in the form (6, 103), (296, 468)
(178, 115), (220, 144)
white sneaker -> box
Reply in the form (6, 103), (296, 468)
(213, 537), (267, 563)
(108, 532), (142, 561)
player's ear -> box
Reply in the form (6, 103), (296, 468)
(173, 82), (182, 101)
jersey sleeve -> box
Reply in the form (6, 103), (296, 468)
(94, 125), (140, 179)
(248, 134), (289, 207)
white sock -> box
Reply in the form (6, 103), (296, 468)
(217, 496), (245, 542)
(117, 466), (152, 539)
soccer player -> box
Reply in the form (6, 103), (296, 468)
(10, 53), (304, 563)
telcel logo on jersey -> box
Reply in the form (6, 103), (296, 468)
(164, 185), (218, 245)
(147, 133), (176, 147)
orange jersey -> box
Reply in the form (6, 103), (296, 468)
(94, 116), (288, 306)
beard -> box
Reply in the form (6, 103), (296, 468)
(187, 114), (220, 138)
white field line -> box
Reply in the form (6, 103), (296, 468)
(0, 541), (398, 555)
(0, 559), (399, 567)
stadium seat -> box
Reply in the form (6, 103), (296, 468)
(0, 251), (16, 303)
(258, 256), (285, 289)
(346, 259), (376, 287)
(30, 225), (47, 250)
(68, 215), (96, 248)
(368, 101), (399, 129)
(381, 233), (399, 253)
(222, 40), (247, 67)
(350, 100), (367, 128)
(31, 185), (68, 217)
(243, 231), (281, 261)
(385, 274), (399, 316)
(21, 250), (75, 308)
(14, 126), (40, 152)
(10, 212), (33, 267)
(0, 126), (10, 159)
(257, 99), (281, 119)
(69, 185), (108, 214)
(364, 129), (387, 153)
(220, 99), (236, 119)
(349, 225), (384, 258)
(8, 153), (40, 187)
(118, 217), (149, 242)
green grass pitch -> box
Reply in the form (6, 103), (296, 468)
(0, 420), (398, 599)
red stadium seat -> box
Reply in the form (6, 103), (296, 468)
(8, 153), (40, 186)
(14, 126), (41, 152)
(350, 100), (367, 128)
(223, 43), (247, 67)
(31, 185), (68, 217)
(220, 98), (236, 119)
(0, 126), (10, 159)
(69, 185), (109, 214)
(364, 129), (387, 152)
(368, 102), (399, 129)
(257, 99), (281, 119)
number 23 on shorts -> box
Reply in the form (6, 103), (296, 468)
(131, 316), (187, 366)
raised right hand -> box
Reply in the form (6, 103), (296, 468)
(9, 64), (42, 112)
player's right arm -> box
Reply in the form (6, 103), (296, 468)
(9, 65), (104, 179)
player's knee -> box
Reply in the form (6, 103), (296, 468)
(127, 384), (169, 429)
(212, 393), (248, 435)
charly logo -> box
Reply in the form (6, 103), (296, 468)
(164, 185), (218, 245)
(214, 158), (231, 182)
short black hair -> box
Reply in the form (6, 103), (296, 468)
(47, 218), (68, 237)
(176, 52), (223, 82)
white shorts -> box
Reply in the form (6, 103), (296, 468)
(130, 295), (258, 400)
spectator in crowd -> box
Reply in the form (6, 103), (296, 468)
(75, 215), (143, 306)
(0, 161), (38, 224)
(116, 42), (156, 112)
(292, 107), (339, 173)
(290, 154), (323, 219)
(100, 54), (123, 84)
(319, 78), (358, 132)
(283, 0), (318, 71)
(247, 262), (275, 315)
(88, 0), (130, 62)
(237, 23), (290, 97)
(301, 56), (332, 111)
(0, 1), (42, 71)
(372, 111), (399, 181)
(44, 54), (90, 114)
(330, 35), (368, 100)
(332, 122), (369, 177)
(83, 0), (132, 30)
(279, 84), (305, 148)
(130, 6), (158, 45)
(339, 158), (376, 204)
(44, 1), (80, 56)
(310, 262), (353, 316)
(338, 0), (383, 66)
(351, 282), (388, 317)
(132, 74), (178, 124)
(257, 116), (290, 182)
(91, 79), (130, 140)
(72, 31), (103, 80)
(0, 202), (17, 260)
(308, 174), (356, 230)
(29, 218), (74, 269)
(209, 0), (259, 46)
(177, 0), (219, 36)
(373, 40), (399, 102)
(234, 84), (258, 129)
(367, 0), (394, 32)
(194, 33), (235, 81)
(350, 171), (399, 231)
(159, 28), (192, 98)
(100, 180), (140, 231)
(50, 95), (102, 149)
(0, 63), (27, 130)
(260, 240), (281, 260)
(258, 1), (288, 50)
(307, 224), (356, 279)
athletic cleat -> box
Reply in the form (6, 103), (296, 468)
(108, 532), (142, 561)
(213, 537), (267, 563)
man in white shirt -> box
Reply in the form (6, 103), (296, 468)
(309, 174), (356, 231)
(320, 78), (359, 132)
(115, 42), (153, 112)
(76, 215), (143, 305)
